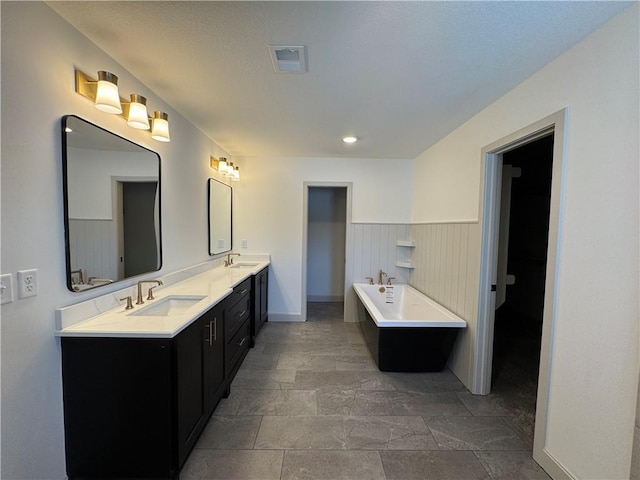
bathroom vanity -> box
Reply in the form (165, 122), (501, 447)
(56, 260), (268, 479)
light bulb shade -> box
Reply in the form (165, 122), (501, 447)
(95, 71), (122, 114)
(127, 94), (150, 129)
(225, 162), (235, 177)
(232, 166), (240, 181)
(151, 111), (170, 142)
(218, 157), (228, 172)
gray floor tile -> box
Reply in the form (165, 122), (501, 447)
(281, 450), (386, 480)
(180, 449), (283, 479)
(426, 416), (528, 450)
(263, 341), (369, 356)
(344, 416), (439, 450)
(294, 370), (398, 390)
(457, 392), (509, 416)
(335, 355), (378, 371)
(255, 415), (438, 451)
(237, 389), (317, 416)
(474, 451), (551, 479)
(351, 391), (472, 417)
(213, 389), (246, 415)
(255, 415), (347, 450)
(231, 368), (296, 389)
(317, 388), (356, 415)
(195, 416), (262, 449)
(277, 353), (337, 371)
(240, 350), (280, 370)
(380, 450), (490, 480)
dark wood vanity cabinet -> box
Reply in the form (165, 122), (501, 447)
(224, 278), (251, 381)
(251, 267), (269, 346)
(61, 303), (225, 479)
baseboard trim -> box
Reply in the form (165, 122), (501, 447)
(268, 313), (304, 322)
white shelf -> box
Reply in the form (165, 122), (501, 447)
(396, 261), (415, 269)
(396, 240), (415, 247)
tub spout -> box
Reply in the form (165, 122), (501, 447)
(378, 269), (387, 285)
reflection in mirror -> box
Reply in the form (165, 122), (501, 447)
(62, 115), (162, 292)
(208, 178), (232, 255)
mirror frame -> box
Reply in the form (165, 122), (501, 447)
(61, 115), (163, 292)
(207, 178), (232, 256)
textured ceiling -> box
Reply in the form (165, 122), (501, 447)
(48, 1), (631, 159)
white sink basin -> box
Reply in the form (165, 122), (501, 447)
(129, 295), (206, 316)
(229, 263), (259, 269)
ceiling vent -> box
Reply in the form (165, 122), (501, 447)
(268, 45), (307, 74)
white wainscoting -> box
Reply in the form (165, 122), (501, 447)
(69, 219), (117, 283)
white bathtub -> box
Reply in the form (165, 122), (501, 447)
(353, 283), (466, 372)
(352, 283), (467, 328)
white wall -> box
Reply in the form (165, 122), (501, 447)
(410, 5), (639, 478)
(232, 156), (413, 320)
(1, 3), (231, 477)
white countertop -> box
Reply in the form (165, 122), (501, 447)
(55, 259), (269, 339)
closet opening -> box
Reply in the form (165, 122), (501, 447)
(302, 183), (351, 322)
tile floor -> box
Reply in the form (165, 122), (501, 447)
(181, 303), (551, 480)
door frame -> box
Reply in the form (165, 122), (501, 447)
(475, 109), (569, 478)
(301, 182), (353, 322)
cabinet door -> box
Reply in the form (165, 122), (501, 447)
(203, 304), (225, 416)
(175, 317), (207, 467)
(260, 269), (268, 323)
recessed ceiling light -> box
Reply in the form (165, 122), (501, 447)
(342, 136), (357, 144)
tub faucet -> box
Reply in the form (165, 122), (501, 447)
(378, 269), (387, 285)
(136, 279), (163, 305)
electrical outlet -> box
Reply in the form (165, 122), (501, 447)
(0, 274), (14, 305)
(17, 269), (38, 299)
(241, 239), (248, 249)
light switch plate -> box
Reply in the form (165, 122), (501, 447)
(0, 274), (13, 304)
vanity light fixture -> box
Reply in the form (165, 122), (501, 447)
(126, 94), (150, 130)
(342, 136), (358, 144)
(74, 69), (170, 142)
(210, 156), (240, 181)
(150, 111), (170, 142)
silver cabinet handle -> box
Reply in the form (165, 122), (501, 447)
(236, 310), (247, 318)
(213, 318), (217, 342)
(238, 336), (247, 347)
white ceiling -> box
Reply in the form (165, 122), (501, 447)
(48, 1), (631, 159)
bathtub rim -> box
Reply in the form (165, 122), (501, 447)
(353, 283), (467, 328)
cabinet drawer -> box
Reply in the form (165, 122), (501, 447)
(225, 319), (249, 375)
(226, 295), (250, 339)
(226, 278), (251, 307)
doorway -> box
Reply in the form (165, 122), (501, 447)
(475, 109), (566, 477)
(491, 134), (554, 445)
(115, 181), (159, 279)
(302, 183), (352, 322)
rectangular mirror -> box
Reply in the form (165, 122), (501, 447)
(62, 115), (162, 292)
(208, 178), (232, 255)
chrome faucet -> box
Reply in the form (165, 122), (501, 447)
(136, 279), (163, 305)
(225, 252), (241, 267)
(378, 269), (387, 285)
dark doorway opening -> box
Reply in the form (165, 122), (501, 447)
(491, 134), (554, 446)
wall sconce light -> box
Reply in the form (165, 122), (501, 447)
(126, 94), (150, 130)
(94, 71), (123, 114)
(151, 111), (170, 142)
(211, 156), (240, 182)
(74, 69), (170, 142)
